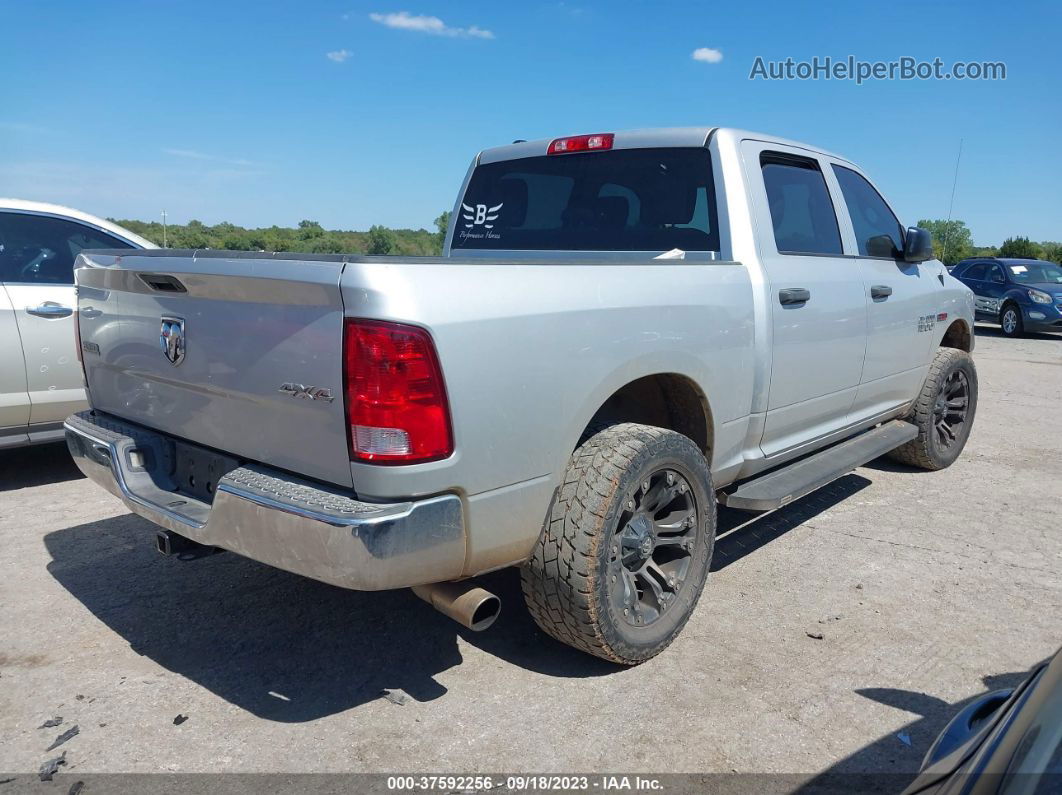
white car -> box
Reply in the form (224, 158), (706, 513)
(1, 199), (154, 448)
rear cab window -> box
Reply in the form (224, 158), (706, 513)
(451, 147), (719, 252)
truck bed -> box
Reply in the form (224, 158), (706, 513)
(75, 247), (755, 572)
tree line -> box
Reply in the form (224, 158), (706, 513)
(114, 212), (1057, 266)
(113, 212), (452, 256)
(917, 220), (1061, 266)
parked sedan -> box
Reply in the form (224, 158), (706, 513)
(0, 199), (154, 448)
(951, 257), (1062, 337)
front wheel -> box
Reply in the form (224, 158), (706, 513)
(1000, 304), (1024, 338)
(521, 423), (715, 664)
(888, 347), (978, 470)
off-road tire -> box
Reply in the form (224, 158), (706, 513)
(521, 423), (715, 664)
(888, 347), (978, 470)
(1000, 303), (1024, 338)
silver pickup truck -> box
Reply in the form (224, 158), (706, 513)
(66, 127), (978, 664)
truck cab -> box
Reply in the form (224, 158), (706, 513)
(446, 128), (973, 470)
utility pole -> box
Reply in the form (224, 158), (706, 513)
(161, 210), (168, 248)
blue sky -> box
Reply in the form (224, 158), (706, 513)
(2, 0), (1058, 245)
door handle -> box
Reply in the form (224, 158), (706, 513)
(26, 303), (73, 319)
(870, 285), (893, 299)
(778, 288), (811, 305)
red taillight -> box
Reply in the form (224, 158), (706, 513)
(343, 318), (453, 464)
(547, 133), (614, 155)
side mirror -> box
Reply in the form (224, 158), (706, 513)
(866, 234), (898, 258)
(991, 272), (1005, 283)
(903, 226), (934, 263)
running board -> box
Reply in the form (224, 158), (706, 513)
(721, 420), (918, 512)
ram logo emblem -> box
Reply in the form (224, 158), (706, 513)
(278, 383), (335, 402)
(160, 317), (186, 366)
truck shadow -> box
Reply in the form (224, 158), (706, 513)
(1, 437), (83, 492)
(42, 513), (615, 723)
(798, 666), (1038, 793)
(0, 441), (84, 492)
(713, 473), (872, 571)
(42, 473), (870, 723)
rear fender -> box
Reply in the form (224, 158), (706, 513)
(556, 351), (716, 480)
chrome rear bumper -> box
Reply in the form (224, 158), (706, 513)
(64, 411), (466, 590)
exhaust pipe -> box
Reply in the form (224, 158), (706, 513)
(412, 581), (500, 632)
(155, 530), (221, 560)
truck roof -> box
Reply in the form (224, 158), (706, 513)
(477, 127), (849, 165)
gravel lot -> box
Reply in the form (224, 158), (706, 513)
(1, 326), (1059, 789)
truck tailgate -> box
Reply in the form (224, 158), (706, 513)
(75, 251), (353, 488)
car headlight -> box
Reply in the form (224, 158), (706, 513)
(1028, 288), (1052, 304)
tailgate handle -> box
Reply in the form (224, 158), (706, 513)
(139, 273), (187, 293)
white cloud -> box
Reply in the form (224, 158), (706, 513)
(368, 11), (494, 39)
(554, 2), (584, 15)
(162, 148), (256, 168)
(326, 49), (353, 63)
(0, 121), (52, 135)
(692, 47), (723, 64)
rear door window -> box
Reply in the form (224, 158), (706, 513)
(0, 212), (133, 284)
(962, 262), (988, 281)
(452, 148), (719, 252)
(760, 154), (843, 255)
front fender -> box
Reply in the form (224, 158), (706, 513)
(934, 273), (976, 351)
(1003, 288), (1031, 308)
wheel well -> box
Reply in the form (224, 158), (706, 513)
(940, 319), (972, 352)
(581, 374), (713, 456)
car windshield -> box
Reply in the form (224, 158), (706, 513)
(452, 147), (719, 252)
(1008, 261), (1062, 283)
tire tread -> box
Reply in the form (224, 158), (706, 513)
(521, 423), (712, 664)
(888, 347), (975, 470)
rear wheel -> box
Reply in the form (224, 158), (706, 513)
(521, 423), (715, 664)
(1000, 304), (1024, 338)
(888, 347), (977, 470)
